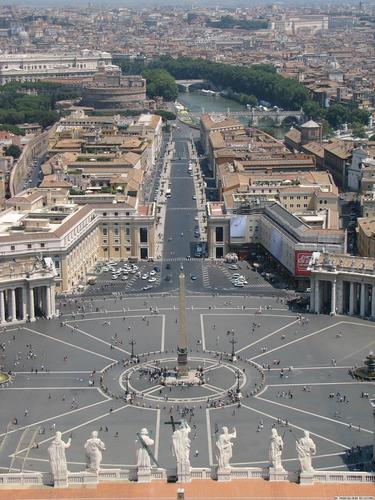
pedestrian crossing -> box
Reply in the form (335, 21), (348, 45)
(208, 262), (273, 290)
(202, 265), (210, 287)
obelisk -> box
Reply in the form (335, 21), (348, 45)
(177, 271), (188, 377)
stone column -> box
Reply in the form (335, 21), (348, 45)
(372, 284), (375, 319)
(349, 282), (354, 315)
(21, 287), (27, 321)
(331, 280), (336, 315)
(336, 279), (343, 314)
(9, 288), (16, 322)
(50, 284), (56, 318)
(314, 279), (320, 313)
(310, 279), (315, 312)
(45, 286), (52, 319)
(360, 282), (366, 317)
(0, 290), (5, 323)
(28, 287), (35, 322)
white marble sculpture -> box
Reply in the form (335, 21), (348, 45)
(172, 420), (191, 466)
(296, 430), (316, 473)
(269, 428), (285, 471)
(84, 431), (106, 473)
(136, 428), (154, 468)
(48, 431), (71, 486)
(216, 426), (236, 469)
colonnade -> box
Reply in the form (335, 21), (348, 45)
(0, 283), (55, 324)
(310, 274), (375, 317)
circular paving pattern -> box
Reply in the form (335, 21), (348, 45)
(100, 353), (263, 405)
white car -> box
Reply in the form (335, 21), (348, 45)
(122, 275), (128, 281)
(112, 275), (118, 280)
(141, 274), (149, 280)
(148, 277), (157, 283)
(102, 266), (109, 272)
(233, 282), (245, 287)
(149, 270), (156, 276)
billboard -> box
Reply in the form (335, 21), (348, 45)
(230, 215), (247, 239)
(295, 251), (313, 276)
(270, 228), (283, 262)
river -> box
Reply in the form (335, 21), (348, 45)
(177, 91), (288, 139)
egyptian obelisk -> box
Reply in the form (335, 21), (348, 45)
(177, 271), (188, 376)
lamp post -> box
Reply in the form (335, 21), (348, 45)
(227, 329), (237, 362)
(129, 337), (136, 359)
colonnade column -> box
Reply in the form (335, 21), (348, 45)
(336, 280), (343, 314)
(360, 282), (366, 317)
(9, 288), (16, 321)
(314, 279), (320, 313)
(349, 282), (354, 315)
(331, 280), (337, 315)
(372, 285), (375, 318)
(310, 279), (315, 312)
(45, 286), (52, 319)
(28, 287), (35, 322)
(50, 284), (56, 318)
(21, 288), (27, 321)
(0, 290), (5, 323)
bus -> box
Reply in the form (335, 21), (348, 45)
(166, 188), (171, 198)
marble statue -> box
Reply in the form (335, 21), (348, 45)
(216, 426), (236, 469)
(136, 428), (154, 468)
(172, 420), (191, 466)
(84, 431), (106, 473)
(269, 428), (284, 470)
(296, 430), (316, 473)
(48, 431), (71, 480)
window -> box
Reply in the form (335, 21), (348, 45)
(40, 243), (45, 248)
(27, 244), (32, 249)
(297, 196), (301, 200)
(304, 204), (308, 208)
(115, 247), (119, 252)
(297, 204), (300, 208)
(215, 227), (224, 242)
(140, 228), (148, 243)
(125, 227), (130, 236)
(114, 212), (118, 216)
(126, 247), (131, 251)
(103, 212), (107, 216)
(290, 204), (294, 208)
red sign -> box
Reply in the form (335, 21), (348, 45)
(295, 251), (312, 276)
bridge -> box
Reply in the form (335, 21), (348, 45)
(185, 109), (304, 126)
(175, 79), (209, 92)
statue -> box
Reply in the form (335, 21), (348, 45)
(296, 430), (316, 473)
(48, 431), (71, 481)
(269, 428), (284, 471)
(216, 426), (236, 469)
(172, 420), (191, 466)
(136, 428), (154, 468)
(84, 431), (106, 473)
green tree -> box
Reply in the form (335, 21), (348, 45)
(5, 144), (22, 158)
(326, 104), (348, 128)
(154, 110), (177, 121)
(351, 121), (367, 138)
(142, 68), (178, 101)
(302, 100), (324, 120)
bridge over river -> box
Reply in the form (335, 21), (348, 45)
(184, 108), (304, 126)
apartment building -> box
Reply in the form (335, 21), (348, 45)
(1, 188), (156, 300)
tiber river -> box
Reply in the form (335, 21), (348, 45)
(177, 91), (289, 139)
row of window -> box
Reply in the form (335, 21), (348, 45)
(285, 204), (308, 209)
(282, 195), (309, 200)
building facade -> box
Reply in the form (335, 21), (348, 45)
(309, 252), (375, 318)
(0, 50), (112, 84)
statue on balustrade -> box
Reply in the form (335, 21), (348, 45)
(48, 431), (71, 481)
(216, 426), (236, 469)
(84, 431), (106, 473)
(296, 430), (316, 473)
(269, 428), (285, 471)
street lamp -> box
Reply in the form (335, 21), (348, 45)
(129, 337), (136, 359)
(227, 330), (237, 362)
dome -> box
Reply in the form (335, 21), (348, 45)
(301, 119), (320, 129)
(328, 57), (340, 71)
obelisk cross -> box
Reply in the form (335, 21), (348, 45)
(177, 271), (188, 376)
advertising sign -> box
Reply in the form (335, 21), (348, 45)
(295, 251), (313, 276)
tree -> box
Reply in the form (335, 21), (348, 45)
(351, 122), (367, 138)
(154, 110), (177, 121)
(302, 100), (324, 120)
(142, 68), (178, 101)
(326, 104), (348, 128)
(5, 144), (22, 159)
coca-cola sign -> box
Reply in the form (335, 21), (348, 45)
(295, 251), (312, 276)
